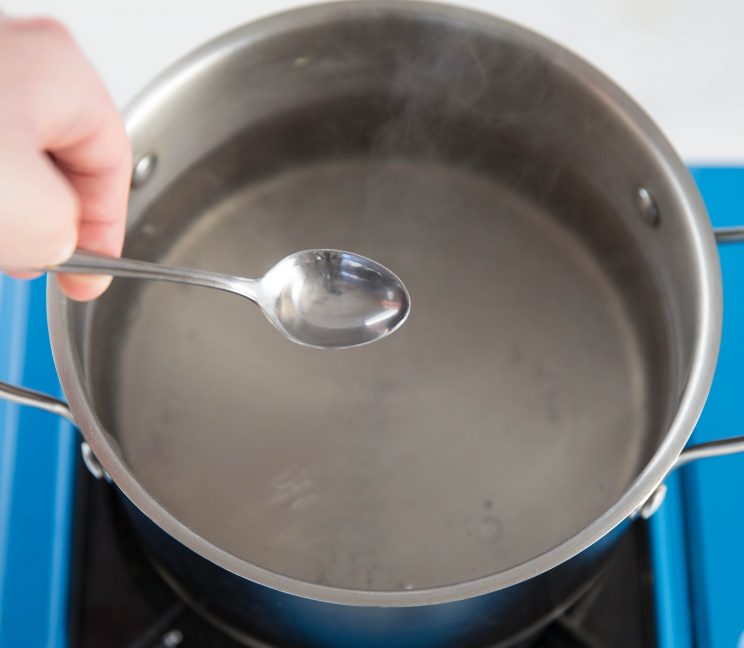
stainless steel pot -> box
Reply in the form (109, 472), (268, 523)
(3, 2), (744, 646)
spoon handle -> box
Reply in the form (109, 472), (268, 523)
(46, 250), (258, 300)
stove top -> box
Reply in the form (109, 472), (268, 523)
(68, 451), (657, 648)
(2, 167), (744, 648)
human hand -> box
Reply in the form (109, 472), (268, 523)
(0, 16), (131, 300)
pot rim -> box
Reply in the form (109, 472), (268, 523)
(47, 0), (723, 607)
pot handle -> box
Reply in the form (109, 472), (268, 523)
(715, 226), (744, 243)
(637, 226), (744, 518)
(0, 379), (74, 422)
(0, 379), (109, 479)
(636, 435), (744, 520)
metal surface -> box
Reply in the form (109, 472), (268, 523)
(131, 153), (157, 189)
(674, 434), (744, 469)
(639, 484), (668, 520)
(636, 187), (661, 228)
(69, 457), (656, 648)
(42, 248), (409, 349)
(634, 431), (744, 518)
(56, 0), (723, 605)
(81, 441), (106, 480)
(714, 226), (744, 243)
(103, 157), (661, 591)
(125, 498), (626, 648)
(0, 379), (73, 422)
(0, 1), (732, 646)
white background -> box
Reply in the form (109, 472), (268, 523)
(6, 0), (744, 163)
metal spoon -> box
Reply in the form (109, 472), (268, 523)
(44, 249), (410, 349)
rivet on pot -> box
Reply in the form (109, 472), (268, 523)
(80, 441), (105, 480)
(639, 483), (668, 519)
(636, 187), (660, 227)
(131, 153), (157, 188)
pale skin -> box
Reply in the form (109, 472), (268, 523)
(0, 16), (131, 301)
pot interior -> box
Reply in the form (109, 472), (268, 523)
(75, 4), (705, 592)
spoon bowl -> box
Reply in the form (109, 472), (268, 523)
(259, 250), (410, 348)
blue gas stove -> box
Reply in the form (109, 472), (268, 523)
(1, 167), (743, 648)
